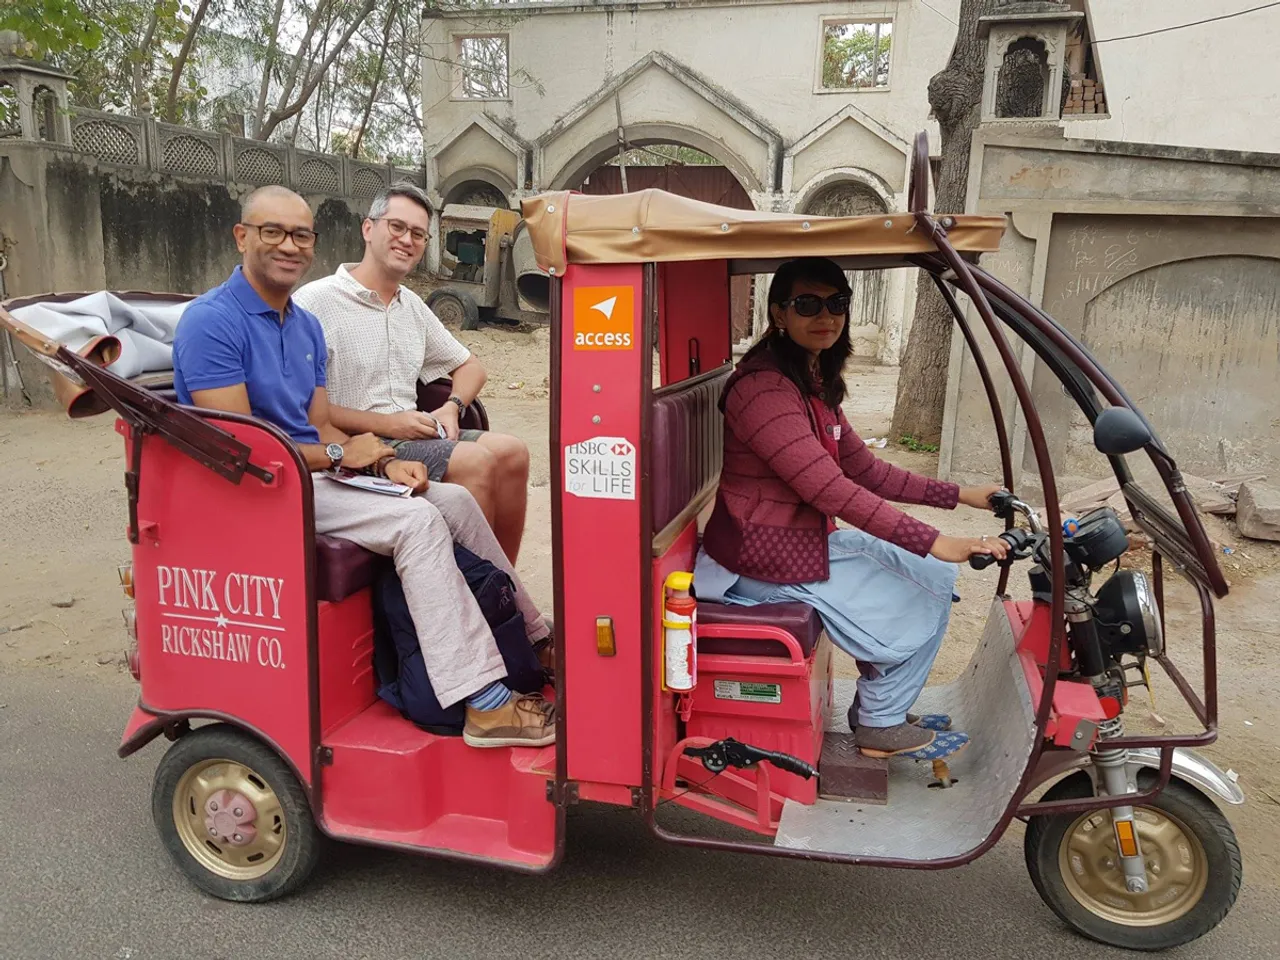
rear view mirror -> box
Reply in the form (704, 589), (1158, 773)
(1093, 407), (1152, 455)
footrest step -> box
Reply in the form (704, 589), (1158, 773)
(819, 733), (888, 805)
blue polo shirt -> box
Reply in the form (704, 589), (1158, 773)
(173, 266), (327, 444)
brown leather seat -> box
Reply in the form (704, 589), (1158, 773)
(315, 536), (382, 603)
(697, 600), (824, 660)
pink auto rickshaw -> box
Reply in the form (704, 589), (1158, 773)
(0, 132), (1243, 951)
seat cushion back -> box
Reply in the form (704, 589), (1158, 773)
(697, 600), (824, 659)
(315, 535), (382, 603)
(651, 366), (730, 535)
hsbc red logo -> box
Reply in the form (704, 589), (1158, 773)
(611, 441), (633, 456)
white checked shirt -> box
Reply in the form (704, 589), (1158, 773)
(294, 264), (471, 415)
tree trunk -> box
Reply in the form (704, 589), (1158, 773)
(132, 6), (160, 114)
(257, 0), (376, 142)
(163, 0), (214, 125)
(251, 0), (287, 137)
(889, 0), (1000, 446)
(351, 4), (396, 158)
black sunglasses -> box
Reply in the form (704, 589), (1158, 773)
(778, 293), (850, 317)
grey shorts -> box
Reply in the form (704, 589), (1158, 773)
(388, 429), (486, 482)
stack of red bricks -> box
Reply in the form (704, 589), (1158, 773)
(1064, 77), (1106, 115)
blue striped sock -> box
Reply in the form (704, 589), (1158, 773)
(467, 681), (512, 712)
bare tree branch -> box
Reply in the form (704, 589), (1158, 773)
(256, 0), (376, 141)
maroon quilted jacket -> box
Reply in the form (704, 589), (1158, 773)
(701, 353), (960, 584)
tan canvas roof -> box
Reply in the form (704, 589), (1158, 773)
(520, 189), (1006, 275)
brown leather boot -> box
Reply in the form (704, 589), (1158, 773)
(463, 693), (556, 748)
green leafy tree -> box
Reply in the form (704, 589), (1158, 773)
(821, 22), (891, 89)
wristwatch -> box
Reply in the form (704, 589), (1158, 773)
(447, 395), (468, 418)
(325, 442), (344, 469)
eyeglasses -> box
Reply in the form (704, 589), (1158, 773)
(778, 293), (850, 317)
(370, 217), (429, 244)
(239, 222), (318, 249)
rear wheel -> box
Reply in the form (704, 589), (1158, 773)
(152, 724), (321, 902)
(1025, 772), (1241, 950)
(427, 288), (482, 330)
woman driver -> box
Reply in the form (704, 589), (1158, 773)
(695, 257), (1009, 758)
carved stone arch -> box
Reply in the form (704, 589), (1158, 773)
(442, 175), (513, 209)
(536, 51), (781, 195)
(429, 115), (527, 206)
(793, 167), (894, 216)
(783, 103), (910, 199)
(995, 36), (1051, 119)
(548, 122), (761, 197)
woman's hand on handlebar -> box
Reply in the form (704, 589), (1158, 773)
(958, 483), (1006, 510)
(930, 533), (1010, 564)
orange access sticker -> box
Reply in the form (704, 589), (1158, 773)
(573, 285), (635, 350)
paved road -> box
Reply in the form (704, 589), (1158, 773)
(2, 667), (1278, 960)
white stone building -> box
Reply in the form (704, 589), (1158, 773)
(419, 0), (1280, 359)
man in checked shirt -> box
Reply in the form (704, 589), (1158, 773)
(295, 182), (531, 563)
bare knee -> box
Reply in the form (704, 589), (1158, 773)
(478, 432), (529, 481)
(444, 443), (497, 502)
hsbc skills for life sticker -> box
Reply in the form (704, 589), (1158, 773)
(565, 436), (635, 500)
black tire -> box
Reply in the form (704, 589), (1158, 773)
(427, 288), (482, 330)
(151, 723), (321, 903)
(1025, 772), (1242, 951)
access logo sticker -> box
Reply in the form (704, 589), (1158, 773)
(573, 285), (635, 350)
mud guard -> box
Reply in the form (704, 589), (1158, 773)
(1032, 746), (1244, 807)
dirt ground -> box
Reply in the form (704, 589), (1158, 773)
(3, 322), (1279, 884)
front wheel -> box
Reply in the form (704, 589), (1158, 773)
(152, 723), (321, 902)
(1025, 773), (1241, 951)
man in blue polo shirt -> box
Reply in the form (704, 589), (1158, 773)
(172, 185), (554, 748)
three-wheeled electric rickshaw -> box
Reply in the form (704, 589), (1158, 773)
(0, 133), (1243, 951)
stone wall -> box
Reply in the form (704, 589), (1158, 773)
(1, 110), (417, 408)
(940, 132), (1280, 493)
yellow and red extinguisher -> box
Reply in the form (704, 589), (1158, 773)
(662, 571), (697, 692)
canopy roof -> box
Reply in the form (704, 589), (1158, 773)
(520, 188), (1006, 275)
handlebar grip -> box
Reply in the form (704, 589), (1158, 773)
(765, 752), (816, 779)
(968, 552), (999, 571)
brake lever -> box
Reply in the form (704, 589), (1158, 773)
(684, 738), (817, 780)
(987, 489), (1016, 521)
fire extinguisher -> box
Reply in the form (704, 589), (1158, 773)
(663, 571), (697, 692)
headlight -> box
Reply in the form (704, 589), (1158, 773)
(1094, 570), (1163, 658)
(1131, 570), (1164, 657)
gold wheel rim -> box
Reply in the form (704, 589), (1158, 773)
(172, 758), (287, 881)
(1059, 804), (1208, 926)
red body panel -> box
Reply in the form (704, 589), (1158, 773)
(318, 592), (378, 736)
(125, 417), (315, 787)
(320, 702), (556, 867)
(657, 261), (734, 387)
(558, 264), (647, 787)
(1007, 599), (1105, 748)
(651, 522), (698, 793)
(685, 626), (831, 804)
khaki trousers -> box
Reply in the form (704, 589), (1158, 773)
(312, 477), (546, 707)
